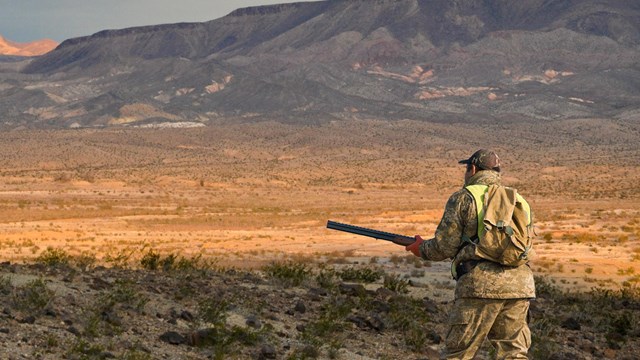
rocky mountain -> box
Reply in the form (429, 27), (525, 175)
(1, 0), (639, 128)
(0, 35), (58, 57)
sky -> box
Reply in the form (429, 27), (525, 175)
(0, 0), (318, 43)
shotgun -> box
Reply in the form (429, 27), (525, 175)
(326, 220), (416, 246)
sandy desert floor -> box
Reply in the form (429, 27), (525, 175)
(0, 123), (638, 300)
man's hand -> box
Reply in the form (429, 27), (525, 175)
(405, 235), (424, 257)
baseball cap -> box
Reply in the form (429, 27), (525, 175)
(458, 149), (501, 172)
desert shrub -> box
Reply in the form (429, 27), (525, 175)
(534, 276), (563, 301)
(140, 249), (161, 270)
(12, 278), (55, 314)
(71, 251), (97, 271)
(173, 253), (213, 271)
(67, 339), (106, 358)
(386, 295), (434, 352)
(195, 296), (263, 359)
(198, 296), (230, 329)
(337, 266), (383, 283)
(106, 279), (148, 311)
(529, 317), (561, 359)
(140, 249), (212, 273)
(35, 247), (70, 267)
(286, 344), (320, 360)
(301, 295), (351, 345)
(263, 261), (311, 287)
(315, 266), (338, 291)
(383, 274), (409, 294)
(389, 254), (403, 265)
(0, 276), (12, 296)
(85, 278), (149, 337)
(104, 248), (136, 269)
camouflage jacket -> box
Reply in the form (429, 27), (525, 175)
(418, 170), (536, 299)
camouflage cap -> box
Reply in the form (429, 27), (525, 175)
(458, 149), (501, 172)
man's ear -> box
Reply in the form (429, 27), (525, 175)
(469, 164), (477, 176)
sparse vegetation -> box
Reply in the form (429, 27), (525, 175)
(337, 266), (383, 283)
(11, 277), (55, 315)
(0, 124), (637, 358)
(35, 247), (70, 267)
(263, 261), (312, 287)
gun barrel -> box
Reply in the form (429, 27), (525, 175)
(326, 220), (415, 246)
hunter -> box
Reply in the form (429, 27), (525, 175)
(406, 149), (535, 359)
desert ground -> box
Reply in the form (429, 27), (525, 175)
(0, 120), (638, 358)
(1, 121), (638, 288)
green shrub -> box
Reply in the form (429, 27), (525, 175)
(72, 251), (97, 271)
(67, 339), (105, 358)
(263, 261), (311, 287)
(386, 294), (433, 352)
(35, 247), (70, 267)
(315, 266), (338, 291)
(141, 250), (212, 272)
(337, 266), (383, 283)
(140, 249), (161, 270)
(12, 278), (55, 314)
(0, 276), (12, 296)
(198, 297), (230, 329)
(383, 274), (409, 293)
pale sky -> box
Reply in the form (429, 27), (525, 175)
(0, 0), (319, 43)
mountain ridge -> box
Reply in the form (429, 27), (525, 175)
(0, 34), (58, 57)
(1, 0), (639, 128)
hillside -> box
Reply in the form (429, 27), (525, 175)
(0, 0), (638, 128)
(1, 255), (638, 359)
(0, 35), (58, 57)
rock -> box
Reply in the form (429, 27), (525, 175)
(339, 283), (366, 296)
(423, 346), (441, 360)
(258, 344), (277, 359)
(246, 315), (262, 329)
(347, 314), (385, 332)
(159, 331), (186, 345)
(422, 297), (440, 314)
(179, 310), (194, 322)
(367, 315), (385, 332)
(101, 310), (122, 326)
(561, 317), (581, 330)
(375, 287), (396, 300)
(372, 299), (391, 313)
(294, 300), (306, 314)
(308, 287), (328, 298)
(187, 328), (217, 346)
(603, 348), (617, 359)
(428, 329), (442, 344)
(18, 316), (35, 324)
(67, 326), (81, 336)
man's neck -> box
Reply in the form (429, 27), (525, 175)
(465, 170), (501, 187)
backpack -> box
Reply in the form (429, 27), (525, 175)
(462, 184), (534, 266)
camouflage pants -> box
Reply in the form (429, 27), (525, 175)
(444, 298), (531, 360)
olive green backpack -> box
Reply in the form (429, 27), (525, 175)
(462, 184), (535, 266)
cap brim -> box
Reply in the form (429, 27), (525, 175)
(458, 159), (471, 165)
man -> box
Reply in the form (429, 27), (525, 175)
(406, 149), (535, 359)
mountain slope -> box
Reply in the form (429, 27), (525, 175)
(1, 0), (639, 128)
